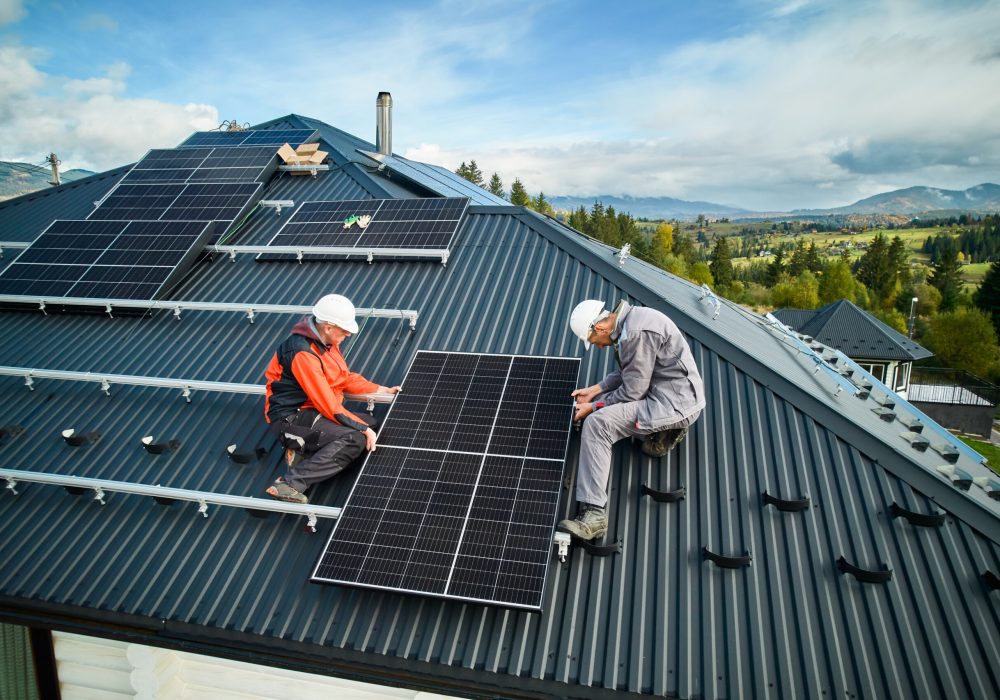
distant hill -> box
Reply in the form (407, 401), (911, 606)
(0, 161), (94, 201)
(549, 194), (751, 221)
(790, 183), (1000, 216)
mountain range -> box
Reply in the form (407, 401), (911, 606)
(550, 183), (1000, 220)
(0, 161), (94, 201)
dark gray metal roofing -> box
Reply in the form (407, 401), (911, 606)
(0, 119), (999, 700)
(773, 299), (933, 362)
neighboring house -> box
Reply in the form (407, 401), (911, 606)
(1, 108), (999, 699)
(773, 299), (933, 399)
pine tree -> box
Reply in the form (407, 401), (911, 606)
(455, 162), (470, 181)
(487, 173), (505, 198)
(709, 237), (734, 289)
(567, 205), (588, 232)
(973, 259), (1000, 336)
(805, 241), (822, 273)
(928, 238), (964, 311)
(672, 229), (696, 264)
(788, 239), (807, 277)
(530, 192), (554, 217)
(509, 178), (530, 206)
(466, 160), (484, 186)
(854, 233), (895, 306)
(765, 248), (785, 286)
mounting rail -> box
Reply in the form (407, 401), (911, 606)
(213, 244), (450, 265)
(0, 366), (393, 410)
(0, 468), (340, 531)
(0, 295), (417, 328)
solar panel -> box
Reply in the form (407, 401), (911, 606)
(121, 146), (277, 184)
(260, 197), (469, 259)
(88, 182), (262, 236)
(178, 129), (318, 148)
(0, 220), (213, 299)
(311, 351), (579, 610)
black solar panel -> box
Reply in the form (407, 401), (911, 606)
(178, 129), (317, 148)
(88, 182), (262, 231)
(261, 197), (469, 260)
(121, 146), (277, 184)
(0, 220), (213, 299)
(311, 351), (579, 611)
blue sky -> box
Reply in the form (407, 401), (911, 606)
(2, 0), (999, 211)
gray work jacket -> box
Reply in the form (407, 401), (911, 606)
(598, 302), (706, 430)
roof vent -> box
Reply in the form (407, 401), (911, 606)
(376, 92), (392, 155)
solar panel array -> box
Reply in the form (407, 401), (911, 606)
(0, 220), (213, 298)
(262, 197), (469, 256)
(311, 351), (579, 611)
(88, 183), (262, 224)
(119, 146), (278, 184)
(178, 129), (318, 148)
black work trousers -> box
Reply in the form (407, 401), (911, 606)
(270, 410), (377, 492)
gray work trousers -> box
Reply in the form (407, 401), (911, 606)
(271, 411), (373, 492)
(576, 400), (700, 508)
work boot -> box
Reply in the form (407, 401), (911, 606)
(641, 426), (689, 458)
(557, 503), (608, 541)
(266, 478), (308, 504)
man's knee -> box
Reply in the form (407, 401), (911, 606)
(582, 410), (614, 441)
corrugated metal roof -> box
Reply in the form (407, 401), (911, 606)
(774, 299), (933, 361)
(0, 119), (999, 700)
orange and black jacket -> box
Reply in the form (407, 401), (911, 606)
(264, 317), (378, 431)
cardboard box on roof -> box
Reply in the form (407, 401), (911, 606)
(277, 144), (298, 164)
(295, 143), (320, 156)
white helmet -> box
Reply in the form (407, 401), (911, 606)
(313, 294), (359, 333)
(569, 299), (607, 350)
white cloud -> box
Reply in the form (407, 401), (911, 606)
(420, 1), (1000, 210)
(79, 13), (118, 33)
(0, 0), (25, 26)
(0, 47), (218, 171)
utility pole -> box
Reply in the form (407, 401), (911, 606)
(907, 297), (918, 339)
(46, 153), (60, 186)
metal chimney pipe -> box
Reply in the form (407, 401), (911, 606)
(376, 92), (392, 156)
(47, 152), (60, 186)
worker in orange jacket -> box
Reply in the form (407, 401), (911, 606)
(263, 294), (400, 503)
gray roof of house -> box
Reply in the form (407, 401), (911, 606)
(773, 299), (933, 362)
(0, 115), (998, 699)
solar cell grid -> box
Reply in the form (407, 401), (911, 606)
(262, 197), (469, 257)
(178, 128), (318, 148)
(312, 351), (579, 610)
(0, 219), (213, 300)
(122, 145), (276, 184)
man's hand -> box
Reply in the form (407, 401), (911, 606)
(363, 427), (377, 451)
(574, 402), (594, 423)
(571, 384), (602, 404)
(379, 385), (402, 394)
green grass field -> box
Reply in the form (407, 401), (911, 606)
(959, 436), (1000, 475)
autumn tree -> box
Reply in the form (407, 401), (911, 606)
(771, 271), (820, 309)
(819, 259), (857, 305)
(651, 223), (674, 264)
(923, 308), (1000, 379)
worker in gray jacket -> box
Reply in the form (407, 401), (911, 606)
(559, 299), (705, 540)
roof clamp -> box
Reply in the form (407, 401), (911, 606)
(554, 531), (571, 562)
(181, 386), (192, 403)
(38, 300), (47, 316)
(198, 500), (208, 518)
(698, 284), (722, 319)
(246, 308), (255, 324)
(367, 251), (374, 264)
(23, 374), (34, 391)
(173, 305), (182, 320)
(3, 475), (18, 495)
(100, 379), (111, 397)
(441, 251), (450, 266)
(105, 303), (114, 319)
(617, 243), (631, 267)
(0, 244), (4, 259)
(305, 512), (318, 532)
(93, 486), (106, 505)
(407, 311), (417, 331)
(228, 249), (237, 262)
(296, 250), (303, 264)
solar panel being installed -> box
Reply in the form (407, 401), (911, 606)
(0, 220), (213, 299)
(178, 129), (318, 149)
(121, 146), (278, 184)
(262, 197), (469, 258)
(311, 351), (579, 610)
